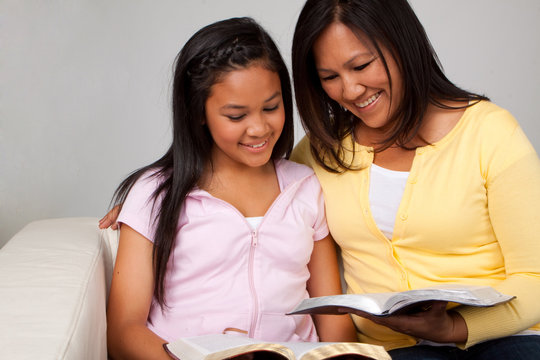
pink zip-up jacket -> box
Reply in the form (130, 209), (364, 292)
(117, 159), (328, 343)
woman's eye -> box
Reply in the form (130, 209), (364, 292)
(354, 59), (375, 71)
(263, 104), (279, 112)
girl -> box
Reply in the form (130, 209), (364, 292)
(105, 17), (356, 359)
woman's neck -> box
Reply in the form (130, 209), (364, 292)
(353, 100), (467, 171)
(354, 100), (467, 148)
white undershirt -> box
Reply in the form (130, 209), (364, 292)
(245, 216), (263, 230)
(368, 163), (409, 239)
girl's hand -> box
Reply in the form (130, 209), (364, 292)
(340, 301), (468, 343)
(99, 204), (122, 230)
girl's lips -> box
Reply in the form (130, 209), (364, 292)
(239, 139), (269, 151)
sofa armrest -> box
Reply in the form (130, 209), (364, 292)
(0, 217), (114, 360)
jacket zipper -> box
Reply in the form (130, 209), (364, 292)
(248, 230), (259, 337)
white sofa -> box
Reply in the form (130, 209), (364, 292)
(0, 218), (119, 360)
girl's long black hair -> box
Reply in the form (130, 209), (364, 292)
(292, 0), (488, 172)
(110, 17), (294, 306)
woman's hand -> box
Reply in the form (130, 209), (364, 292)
(99, 204), (122, 230)
(340, 301), (468, 343)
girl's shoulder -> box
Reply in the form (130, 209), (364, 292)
(275, 158), (315, 182)
(126, 168), (167, 200)
(274, 158), (324, 197)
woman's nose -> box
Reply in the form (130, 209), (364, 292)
(342, 76), (366, 102)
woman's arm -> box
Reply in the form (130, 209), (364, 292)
(107, 224), (172, 360)
(456, 150), (540, 347)
(307, 235), (358, 342)
(99, 204), (121, 230)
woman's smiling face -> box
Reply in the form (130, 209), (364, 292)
(313, 21), (403, 133)
(204, 63), (285, 170)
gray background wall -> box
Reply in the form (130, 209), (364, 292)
(1, 0), (539, 247)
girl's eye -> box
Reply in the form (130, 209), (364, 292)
(321, 74), (338, 82)
(263, 104), (279, 112)
(227, 114), (245, 121)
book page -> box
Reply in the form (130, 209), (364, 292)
(281, 342), (391, 360)
(288, 293), (395, 315)
(289, 285), (515, 317)
(165, 334), (293, 360)
(165, 335), (391, 360)
(384, 285), (515, 314)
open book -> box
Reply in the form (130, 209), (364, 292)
(164, 334), (391, 360)
(288, 285), (515, 317)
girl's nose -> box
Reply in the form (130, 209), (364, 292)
(246, 114), (269, 137)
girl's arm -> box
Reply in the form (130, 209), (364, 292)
(107, 224), (172, 359)
(307, 235), (358, 342)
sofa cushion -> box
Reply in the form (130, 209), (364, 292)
(0, 217), (108, 360)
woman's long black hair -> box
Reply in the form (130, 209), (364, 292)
(292, 0), (488, 172)
(110, 17), (294, 306)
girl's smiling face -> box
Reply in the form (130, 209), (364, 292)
(204, 63), (285, 170)
(313, 21), (403, 133)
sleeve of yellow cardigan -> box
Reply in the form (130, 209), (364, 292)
(290, 135), (313, 167)
(456, 125), (540, 348)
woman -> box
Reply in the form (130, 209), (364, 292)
(290, 0), (540, 358)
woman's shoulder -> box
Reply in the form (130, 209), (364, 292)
(290, 135), (315, 168)
(465, 100), (519, 133)
(462, 101), (537, 169)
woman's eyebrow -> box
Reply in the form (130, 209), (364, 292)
(317, 52), (373, 72)
(264, 91), (281, 102)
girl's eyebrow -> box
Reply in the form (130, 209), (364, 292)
(220, 91), (281, 110)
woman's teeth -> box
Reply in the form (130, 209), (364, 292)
(355, 92), (380, 108)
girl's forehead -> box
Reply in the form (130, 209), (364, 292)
(207, 65), (281, 103)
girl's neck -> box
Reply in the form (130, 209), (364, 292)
(199, 158), (276, 189)
(199, 159), (280, 218)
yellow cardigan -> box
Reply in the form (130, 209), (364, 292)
(291, 101), (540, 350)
